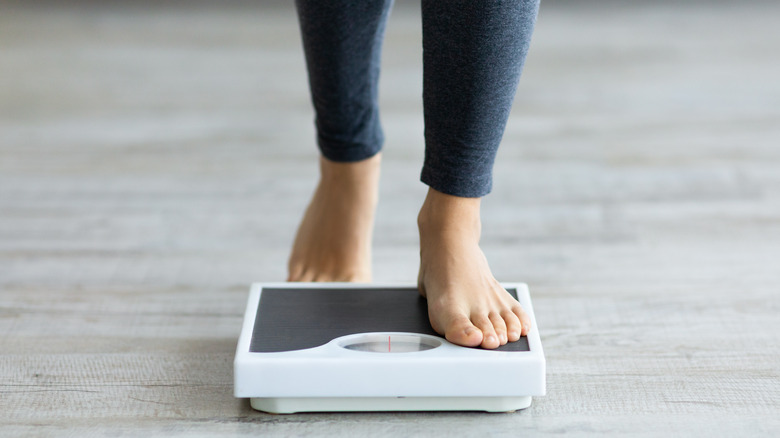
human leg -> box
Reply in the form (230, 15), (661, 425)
(417, 0), (540, 348)
(295, 0), (393, 163)
(288, 0), (393, 282)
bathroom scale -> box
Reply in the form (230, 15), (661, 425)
(234, 282), (545, 413)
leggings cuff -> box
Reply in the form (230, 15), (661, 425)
(318, 133), (384, 163)
(420, 165), (492, 198)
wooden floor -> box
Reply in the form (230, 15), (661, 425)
(2, 1), (779, 436)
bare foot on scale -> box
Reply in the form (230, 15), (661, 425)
(417, 188), (532, 349)
(287, 154), (380, 282)
(287, 156), (530, 350)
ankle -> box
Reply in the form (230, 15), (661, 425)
(319, 154), (382, 186)
(418, 188), (482, 236)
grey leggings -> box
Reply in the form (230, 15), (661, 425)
(295, 0), (539, 197)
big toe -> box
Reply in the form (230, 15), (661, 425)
(441, 315), (484, 348)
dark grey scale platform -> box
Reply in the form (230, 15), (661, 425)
(234, 283), (545, 413)
(250, 287), (530, 353)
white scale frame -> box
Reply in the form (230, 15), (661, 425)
(234, 282), (545, 413)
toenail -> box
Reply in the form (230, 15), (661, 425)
(509, 331), (519, 339)
(486, 335), (497, 344)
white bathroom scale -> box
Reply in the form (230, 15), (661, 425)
(234, 282), (545, 413)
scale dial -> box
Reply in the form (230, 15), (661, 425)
(340, 333), (442, 353)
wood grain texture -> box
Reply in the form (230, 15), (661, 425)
(1, 1), (779, 436)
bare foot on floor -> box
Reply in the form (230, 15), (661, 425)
(287, 154), (380, 282)
(417, 188), (532, 349)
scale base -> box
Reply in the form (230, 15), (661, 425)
(250, 396), (532, 414)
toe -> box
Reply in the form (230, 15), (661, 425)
(511, 304), (532, 336)
(287, 262), (303, 282)
(488, 312), (508, 345)
(311, 272), (328, 282)
(442, 315), (483, 348)
(473, 314), (500, 349)
(297, 268), (316, 282)
(501, 309), (522, 342)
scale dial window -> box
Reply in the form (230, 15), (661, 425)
(341, 334), (442, 353)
